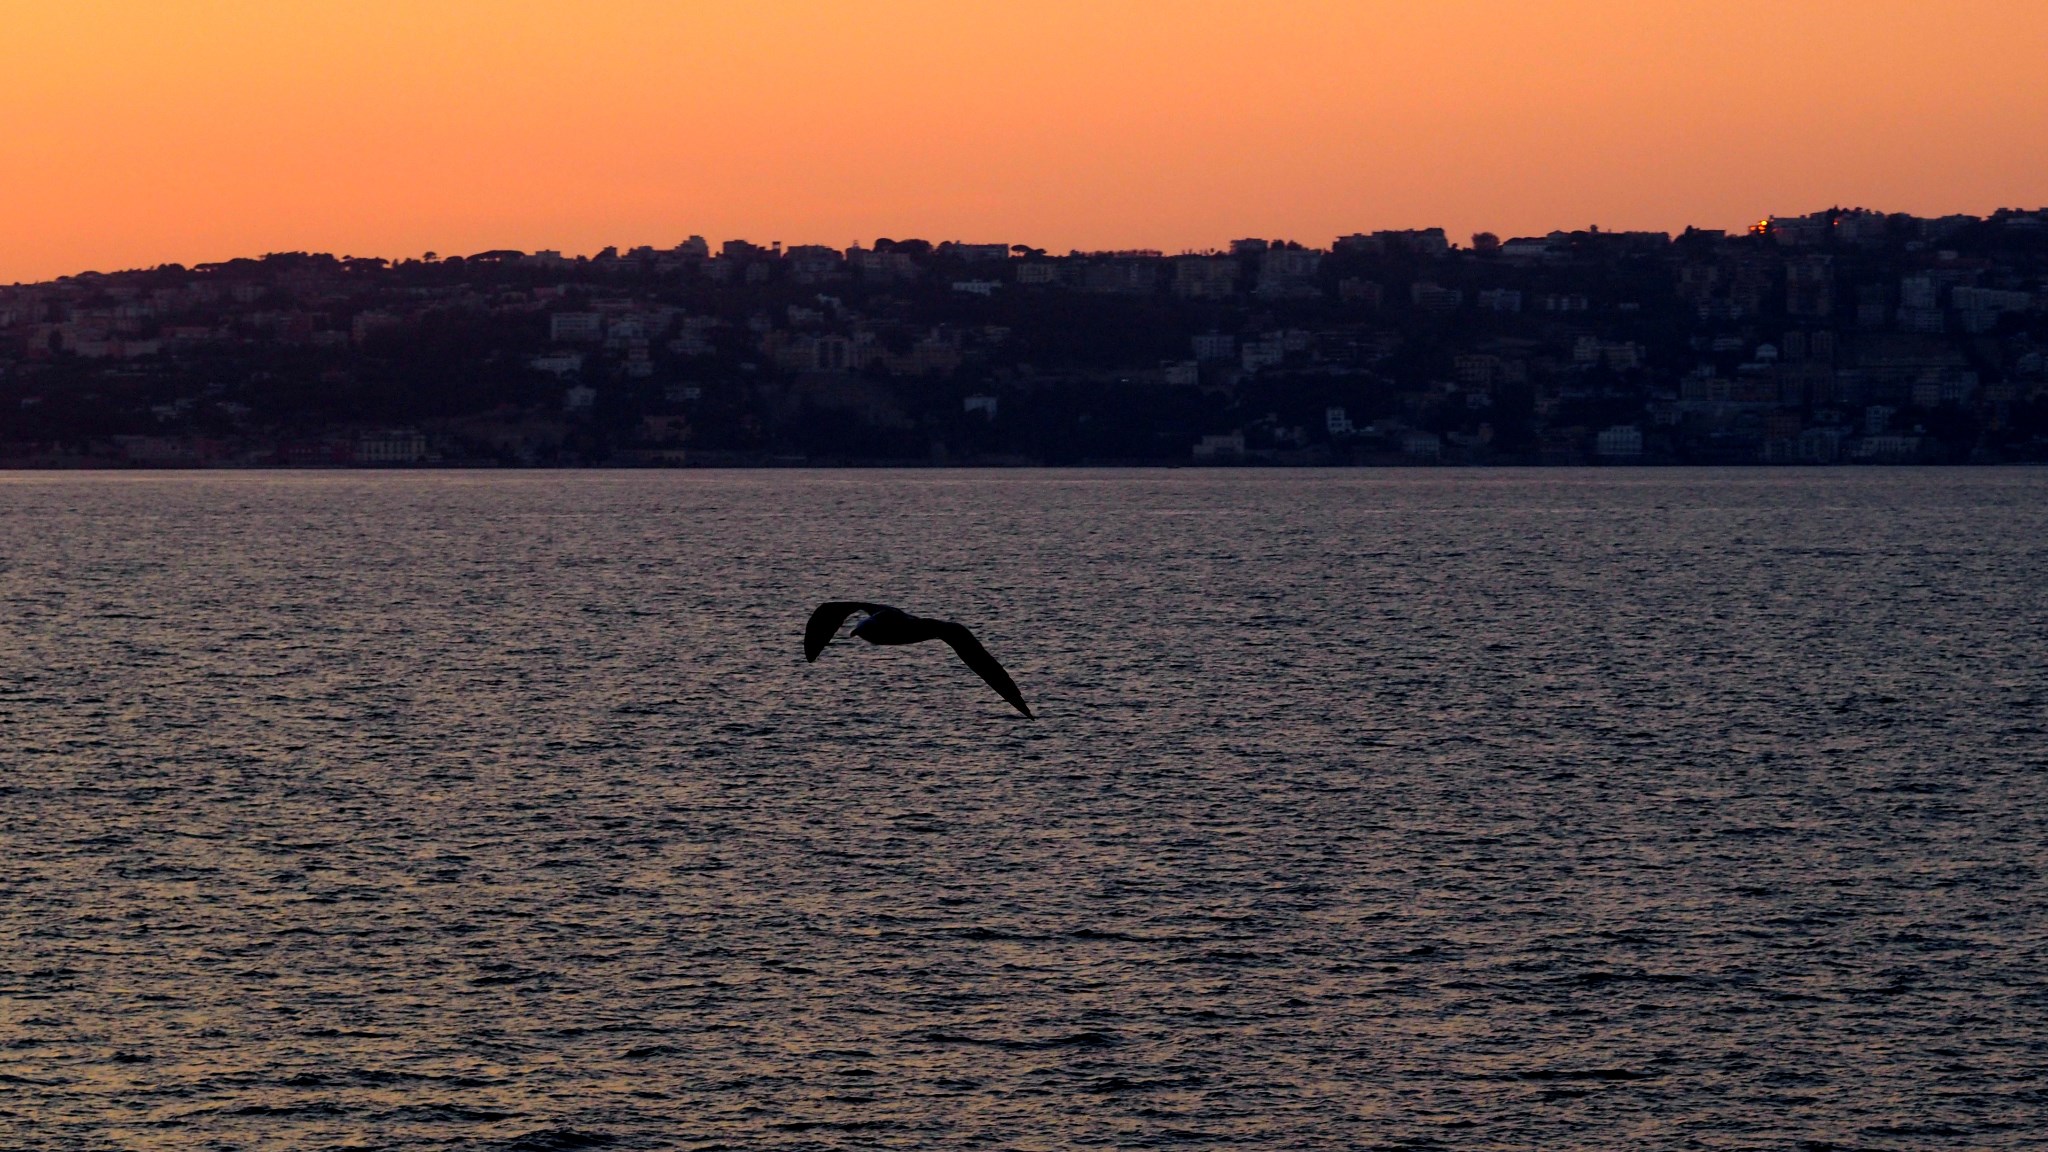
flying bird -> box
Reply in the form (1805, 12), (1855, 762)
(804, 602), (1033, 718)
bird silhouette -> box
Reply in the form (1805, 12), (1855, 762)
(804, 602), (1033, 718)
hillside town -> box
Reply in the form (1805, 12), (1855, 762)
(4, 207), (2048, 466)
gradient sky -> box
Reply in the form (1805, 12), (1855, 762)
(4, 0), (2046, 282)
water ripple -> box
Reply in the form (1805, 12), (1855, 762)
(1, 468), (2045, 1148)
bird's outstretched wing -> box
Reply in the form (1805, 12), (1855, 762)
(805, 601), (889, 662)
(935, 621), (1033, 718)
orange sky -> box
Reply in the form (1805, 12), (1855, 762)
(4, 0), (2046, 282)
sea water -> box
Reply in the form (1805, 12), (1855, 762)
(3, 468), (2045, 1149)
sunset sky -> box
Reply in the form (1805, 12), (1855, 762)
(4, 0), (2046, 282)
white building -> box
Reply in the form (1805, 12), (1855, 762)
(1402, 431), (1442, 461)
(549, 312), (604, 342)
(1255, 247), (1322, 298)
(530, 352), (583, 377)
(351, 310), (401, 343)
(1950, 286), (2031, 314)
(815, 334), (854, 372)
(1797, 427), (1845, 463)
(1410, 283), (1463, 313)
(355, 429), (427, 465)
(1240, 340), (1285, 373)
(785, 244), (843, 283)
(1498, 237), (1555, 264)
(1595, 425), (1644, 458)
(1854, 434), (1922, 462)
(942, 242), (1011, 262)
(1193, 432), (1246, 461)
(1172, 257), (1238, 300)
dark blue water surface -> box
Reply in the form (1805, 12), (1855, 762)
(2, 468), (2046, 1150)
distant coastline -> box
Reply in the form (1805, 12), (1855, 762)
(6, 458), (2047, 472)
(5, 208), (2046, 468)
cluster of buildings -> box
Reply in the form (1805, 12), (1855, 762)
(3, 206), (2047, 466)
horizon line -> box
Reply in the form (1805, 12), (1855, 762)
(17, 204), (2048, 287)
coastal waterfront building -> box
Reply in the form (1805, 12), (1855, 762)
(1595, 425), (1645, 458)
(355, 429), (427, 464)
(9, 208), (2048, 468)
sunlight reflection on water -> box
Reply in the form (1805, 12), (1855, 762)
(2, 468), (2046, 1149)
